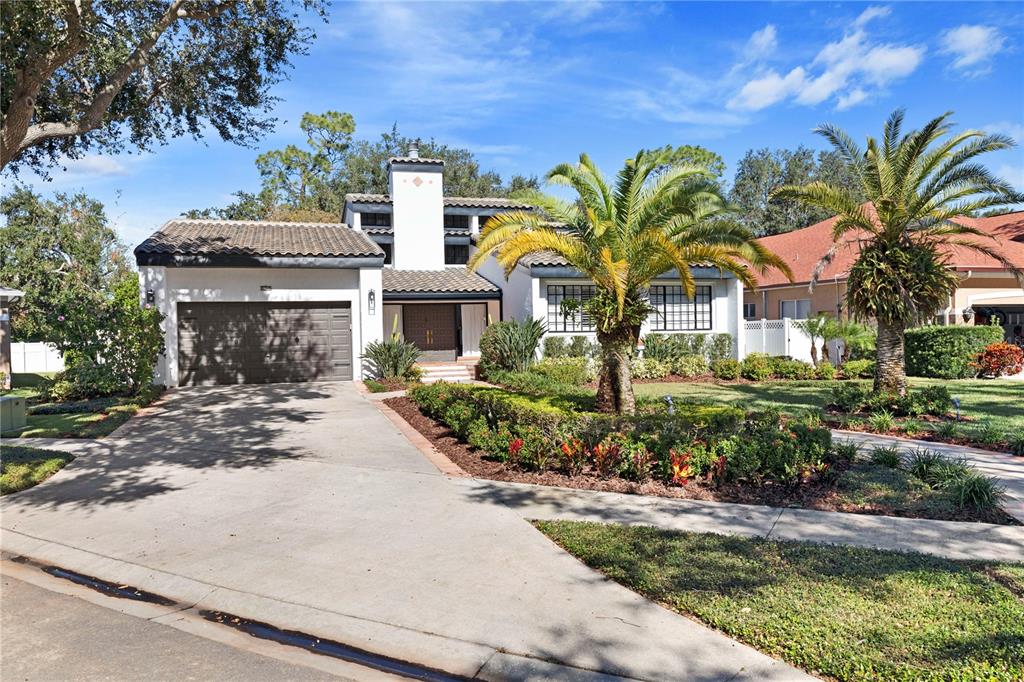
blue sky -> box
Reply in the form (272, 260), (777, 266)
(5, 1), (1023, 248)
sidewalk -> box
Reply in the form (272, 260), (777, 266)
(452, 478), (1024, 562)
(832, 430), (1024, 522)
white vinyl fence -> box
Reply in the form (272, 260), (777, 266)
(10, 342), (64, 373)
(743, 319), (843, 365)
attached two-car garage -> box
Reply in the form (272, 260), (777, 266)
(176, 302), (354, 386)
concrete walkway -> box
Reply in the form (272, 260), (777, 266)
(832, 430), (1024, 522)
(1, 383), (806, 682)
(453, 478), (1024, 562)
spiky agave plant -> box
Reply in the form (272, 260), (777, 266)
(469, 150), (790, 414)
(776, 110), (1023, 395)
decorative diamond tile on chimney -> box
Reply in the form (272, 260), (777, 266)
(387, 142), (445, 270)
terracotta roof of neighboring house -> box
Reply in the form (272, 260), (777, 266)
(388, 156), (445, 166)
(344, 194), (533, 210)
(753, 209), (1024, 288)
(382, 268), (500, 294)
(134, 220), (384, 259)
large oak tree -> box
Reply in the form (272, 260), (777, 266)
(1, 0), (324, 173)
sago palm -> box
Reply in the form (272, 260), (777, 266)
(776, 110), (1022, 395)
(469, 150), (790, 414)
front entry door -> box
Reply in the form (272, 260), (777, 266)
(403, 304), (458, 361)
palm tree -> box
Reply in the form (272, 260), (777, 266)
(776, 110), (1022, 395)
(793, 314), (830, 365)
(469, 150), (790, 414)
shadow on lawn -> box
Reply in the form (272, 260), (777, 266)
(0, 383), (338, 509)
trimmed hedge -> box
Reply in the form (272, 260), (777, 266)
(408, 382), (834, 485)
(905, 325), (1004, 379)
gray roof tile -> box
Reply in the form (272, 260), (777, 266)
(343, 194), (533, 210)
(388, 156), (445, 165)
(383, 268), (499, 294)
(135, 220), (384, 258)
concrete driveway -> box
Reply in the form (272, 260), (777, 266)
(1, 383), (805, 681)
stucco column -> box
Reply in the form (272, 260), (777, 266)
(0, 307), (11, 390)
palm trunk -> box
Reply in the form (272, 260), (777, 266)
(874, 320), (907, 395)
(595, 326), (636, 415)
(809, 341), (819, 366)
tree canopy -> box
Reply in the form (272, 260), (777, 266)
(730, 146), (864, 236)
(187, 118), (540, 221)
(1, 0), (324, 173)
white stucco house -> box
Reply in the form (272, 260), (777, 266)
(136, 144), (745, 386)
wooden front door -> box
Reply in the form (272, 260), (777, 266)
(403, 304), (458, 361)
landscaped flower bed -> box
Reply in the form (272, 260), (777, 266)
(387, 382), (1014, 524)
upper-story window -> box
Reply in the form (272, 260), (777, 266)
(376, 242), (393, 265)
(743, 302), (757, 319)
(547, 285), (596, 332)
(444, 214), (470, 230)
(362, 212), (391, 227)
(444, 244), (469, 265)
(649, 285), (712, 331)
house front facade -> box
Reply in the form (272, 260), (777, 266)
(742, 210), (1024, 342)
(136, 144), (745, 386)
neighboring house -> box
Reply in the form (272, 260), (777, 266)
(743, 210), (1024, 341)
(136, 144), (745, 386)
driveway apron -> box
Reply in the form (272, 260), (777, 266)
(1, 383), (805, 681)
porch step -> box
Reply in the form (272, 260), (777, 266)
(417, 362), (476, 384)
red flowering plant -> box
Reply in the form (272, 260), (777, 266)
(508, 437), (525, 462)
(591, 433), (625, 477)
(559, 437), (587, 476)
(972, 342), (1024, 378)
(669, 449), (694, 485)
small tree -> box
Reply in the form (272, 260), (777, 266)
(793, 314), (830, 365)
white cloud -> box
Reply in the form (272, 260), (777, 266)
(745, 24), (777, 59)
(984, 121), (1024, 142)
(996, 163), (1024, 190)
(730, 67), (807, 110)
(854, 6), (891, 28)
(24, 152), (148, 189)
(941, 25), (1006, 75)
(729, 9), (923, 111)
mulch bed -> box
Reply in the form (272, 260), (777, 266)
(384, 396), (1017, 525)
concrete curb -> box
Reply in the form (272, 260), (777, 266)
(0, 530), (638, 681)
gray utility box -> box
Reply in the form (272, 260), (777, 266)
(0, 395), (27, 434)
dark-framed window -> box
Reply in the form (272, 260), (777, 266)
(380, 243), (393, 265)
(444, 244), (469, 265)
(547, 285), (596, 332)
(649, 285), (712, 331)
(743, 302), (757, 319)
(444, 214), (470, 229)
(362, 212), (391, 227)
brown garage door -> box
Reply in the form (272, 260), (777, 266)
(177, 302), (352, 386)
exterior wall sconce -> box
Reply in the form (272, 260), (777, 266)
(145, 289), (155, 305)
(962, 306), (974, 323)
(368, 288), (376, 314)
(260, 285), (273, 293)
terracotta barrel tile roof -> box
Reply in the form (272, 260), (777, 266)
(382, 268), (500, 294)
(754, 209), (1024, 288)
(134, 219), (384, 258)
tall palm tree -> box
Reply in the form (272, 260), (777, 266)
(469, 150), (790, 414)
(776, 110), (1022, 395)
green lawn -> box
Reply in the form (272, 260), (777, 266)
(635, 378), (1024, 433)
(1, 445), (74, 495)
(2, 375), (159, 438)
(537, 520), (1024, 681)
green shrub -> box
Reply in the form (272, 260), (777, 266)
(362, 337), (421, 381)
(671, 355), (709, 378)
(972, 421), (1005, 447)
(531, 357), (596, 385)
(1008, 433), (1024, 457)
(815, 362), (837, 380)
(542, 336), (567, 359)
(905, 324), (1004, 379)
(945, 472), (1004, 511)
(867, 410), (896, 432)
(831, 441), (861, 462)
(642, 333), (731, 363)
(830, 383), (870, 412)
(726, 409), (832, 482)
(933, 421), (960, 441)
(907, 449), (945, 482)
(870, 446), (902, 468)
(840, 359), (874, 378)
(480, 319), (545, 375)
(711, 358), (740, 380)
(707, 334), (733, 362)
(912, 385), (953, 416)
(740, 353), (773, 381)
(543, 335), (595, 359)
(631, 357), (671, 380)
(772, 358), (816, 380)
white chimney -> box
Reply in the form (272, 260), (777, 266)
(387, 145), (444, 270)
